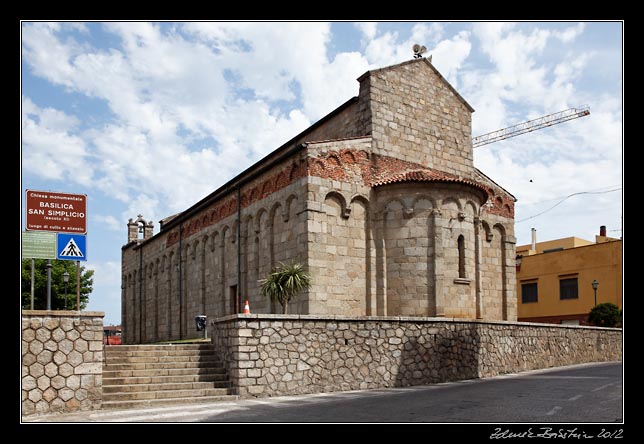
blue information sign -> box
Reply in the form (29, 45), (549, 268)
(57, 233), (87, 261)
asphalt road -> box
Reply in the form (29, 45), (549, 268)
(24, 361), (622, 423)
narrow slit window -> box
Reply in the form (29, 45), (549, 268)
(458, 235), (466, 278)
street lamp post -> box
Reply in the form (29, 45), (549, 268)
(591, 279), (599, 307)
(63, 271), (70, 310)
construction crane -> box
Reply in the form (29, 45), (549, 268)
(472, 105), (590, 148)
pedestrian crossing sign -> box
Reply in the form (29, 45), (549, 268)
(57, 233), (87, 261)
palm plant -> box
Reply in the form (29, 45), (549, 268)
(260, 262), (312, 314)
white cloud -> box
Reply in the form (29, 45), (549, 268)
(359, 23), (471, 89)
(85, 260), (122, 324)
(363, 29), (405, 67)
(22, 21), (621, 253)
(21, 96), (93, 185)
(554, 22), (586, 43)
(94, 214), (122, 232)
(181, 22), (370, 121)
(471, 23), (550, 104)
(466, 22), (619, 246)
(464, 22), (596, 135)
(411, 22), (444, 46)
(355, 22), (378, 40)
(22, 22), (346, 227)
(21, 23), (86, 89)
(474, 94), (621, 245)
(430, 31), (471, 87)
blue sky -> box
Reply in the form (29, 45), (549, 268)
(21, 21), (623, 325)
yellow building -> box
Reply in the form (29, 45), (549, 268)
(516, 227), (622, 325)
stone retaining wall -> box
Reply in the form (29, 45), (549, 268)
(212, 314), (621, 398)
(22, 310), (104, 416)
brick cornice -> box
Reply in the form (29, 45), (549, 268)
(164, 147), (515, 247)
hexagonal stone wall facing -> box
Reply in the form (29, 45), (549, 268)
(22, 311), (105, 416)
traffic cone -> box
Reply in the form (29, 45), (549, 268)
(243, 300), (250, 314)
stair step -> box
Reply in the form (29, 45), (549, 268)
(103, 374), (228, 385)
(103, 361), (223, 371)
(103, 381), (226, 393)
(106, 344), (212, 352)
(102, 395), (238, 410)
(104, 355), (219, 364)
(103, 367), (226, 378)
(104, 388), (231, 401)
(104, 351), (218, 360)
(100, 344), (233, 410)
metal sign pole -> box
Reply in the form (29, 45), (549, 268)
(30, 258), (35, 310)
(76, 260), (81, 311)
(46, 260), (52, 310)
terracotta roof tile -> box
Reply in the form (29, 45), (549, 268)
(371, 169), (488, 194)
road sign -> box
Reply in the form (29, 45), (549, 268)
(57, 233), (87, 261)
(22, 231), (57, 259)
(26, 190), (87, 234)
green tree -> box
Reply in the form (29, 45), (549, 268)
(588, 302), (621, 328)
(260, 262), (312, 314)
(21, 259), (94, 310)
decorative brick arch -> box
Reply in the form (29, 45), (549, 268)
(254, 208), (267, 234)
(383, 197), (406, 213)
(493, 222), (506, 237)
(221, 226), (230, 244)
(349, 193), (369, 211)
(440, 196), (462, 211)
(269, 202), (283, 227)
(284, 194), (298, 222)
(327, 154), (342, 166)
(324, 191), (350, 219)
(340, 149), (357, 163)
(464, 200), (478, 216)
(275, 171), (288, 190)
(410, 196), (436, 211)
(480, 220), (493, 242)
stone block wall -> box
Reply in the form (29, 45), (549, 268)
(22, 310), (104, 416)
(122, 57), (519, 343)
(305, 139), (375, 316)
(294, 99), (365, 144)
(212, 314), (621, 398)
(359, 59), (474, 177)
(122, 158), (311, 343)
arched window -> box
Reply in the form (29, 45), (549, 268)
(458, 235), (466, 278)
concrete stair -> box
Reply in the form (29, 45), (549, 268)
(102, 344), (237, 410)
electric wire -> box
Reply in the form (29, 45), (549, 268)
(516, 188), (622, 223)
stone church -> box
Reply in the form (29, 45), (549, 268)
(121, 58), (517, 344)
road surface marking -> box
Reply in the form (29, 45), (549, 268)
(547, 406), (562, 416)
(567, 394), (582, 401)
(592, 382), (618, 392)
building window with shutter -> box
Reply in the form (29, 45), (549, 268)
(521, 282), (538, 303)
(559, 277), (579, 300)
